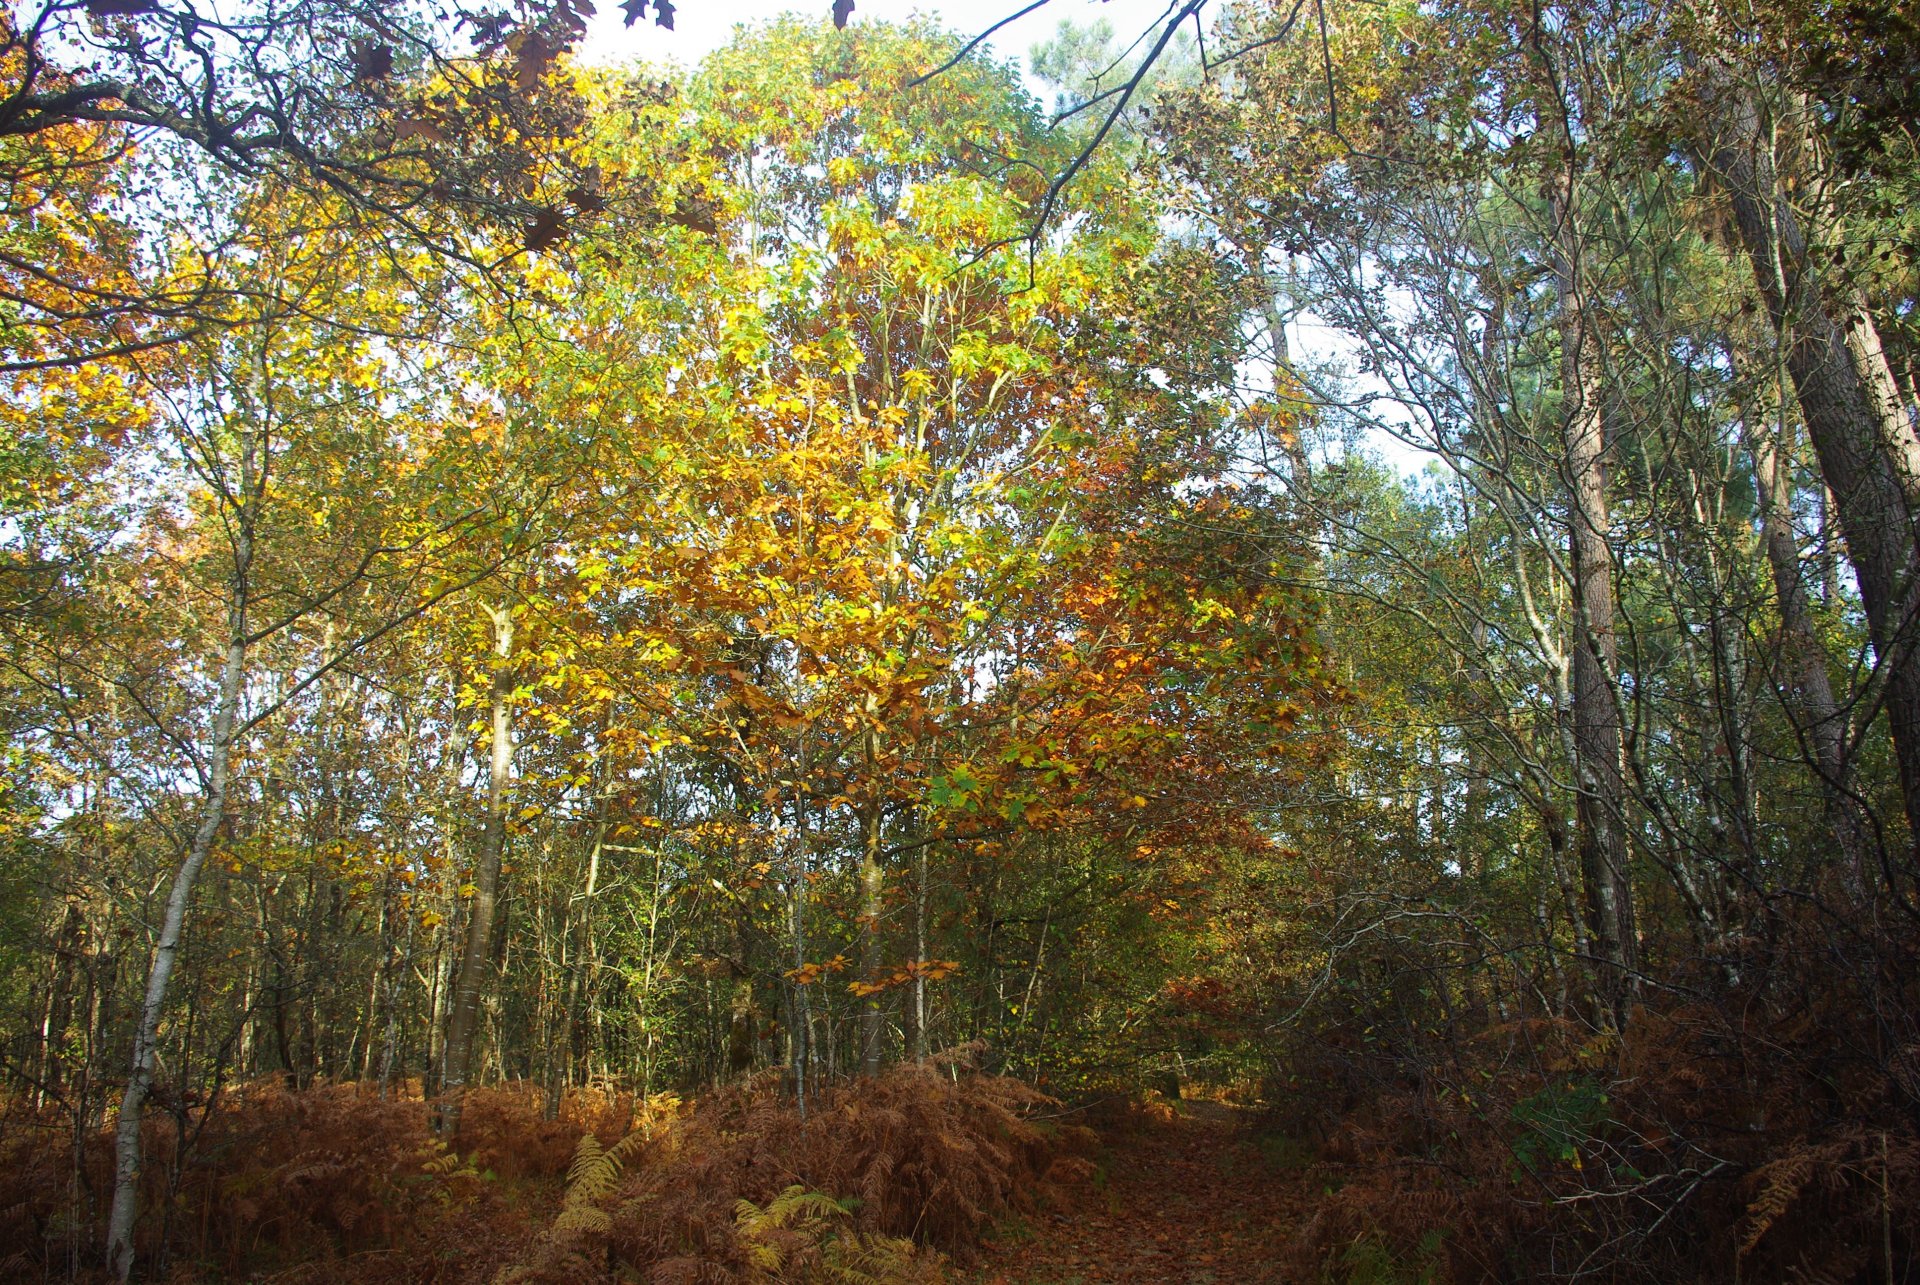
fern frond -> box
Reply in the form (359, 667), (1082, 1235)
(566, 1133), (607, 1189)
(553, 1204), (613, 1234)
(1741, 1147), (1821, 1258)
(420, 1148), (466, 1176)
(821, 1231), (921, 1285)
(760, 1184), (847, 1229)
(741, 1236), (784, 1272)
(565, 1128), (644, 1206)
(610, 1127), (651, 1167)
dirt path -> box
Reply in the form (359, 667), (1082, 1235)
(970, 1101), (1307, 1284)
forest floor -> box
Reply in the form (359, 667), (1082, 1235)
(969, 1099), (1310, 1284)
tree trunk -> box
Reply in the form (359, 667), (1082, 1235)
(1745, 404), (1870, 886)
(789, 861), (810, 1114)
(1551, 179), (1639, 1026)
(555, 806), (606, 1113)
(438, 603), (514, 1135)
(858, 784), (886, 1077)
(38, 901), (84, 1106)
(909, 833), (928, 1063)
(1701, 70), (1920, 857)
(377, 898), (410, 1097)
(105, 547), (249, 1281)
(857, 710), (888, 1077)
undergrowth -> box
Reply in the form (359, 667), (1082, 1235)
(0, 1049), (1061, 1283)
(501, 1044), (1061, 1283)
(0, 1079), (578, 1282)
(1266, 917), (1920, 1283)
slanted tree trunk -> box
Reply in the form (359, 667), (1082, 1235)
(1744, 402), (1870, 885)
(105, 530), (250, 1281)
(438, 602), (515, 1135)
(1700, 69), (1920, 857)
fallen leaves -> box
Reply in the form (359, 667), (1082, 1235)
(967, 1103), (1303, 1284)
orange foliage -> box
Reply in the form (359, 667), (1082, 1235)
(0, 1078), (578, 1282)
(505, 1051), (1060, 1282)
(1272, 956), (1920, 1282)
(0, 1059), (1062, 1283)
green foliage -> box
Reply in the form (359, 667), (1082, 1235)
(3, 3), (1918, 1284)
(1508, 1077), (1609, 1178)
(1335, 1230), (1447, 1285)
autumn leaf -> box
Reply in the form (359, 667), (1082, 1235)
(349, 40), (395, 83)
(525, 206), (568, 251)
(669, 197), (718, 234)
(514, 29), (557, 93)
(394, 117), (448, 144)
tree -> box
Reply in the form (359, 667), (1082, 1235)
(1690, 53), (1920, 863)
(85, 184), (510, 1276)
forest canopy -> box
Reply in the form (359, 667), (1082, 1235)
(2, 0), (1918, 1280)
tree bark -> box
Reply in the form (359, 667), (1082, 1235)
(553, 803), (606, 1113)
(909, 831), (928, 1063)
(105, 540), (249, 1281)
(858, 783), (886, 1077)
(1551, 178), (1639, 1026)
(856, 707), (890, 1077)
(438, 603), (514, 1134)
(1745, 404), (1870, 885)
(1701, 69), (1920, 856)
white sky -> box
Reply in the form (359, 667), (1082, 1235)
(578, 0), (1190, 84)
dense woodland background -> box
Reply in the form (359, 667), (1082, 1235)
(1, 0), (1918, 1279)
